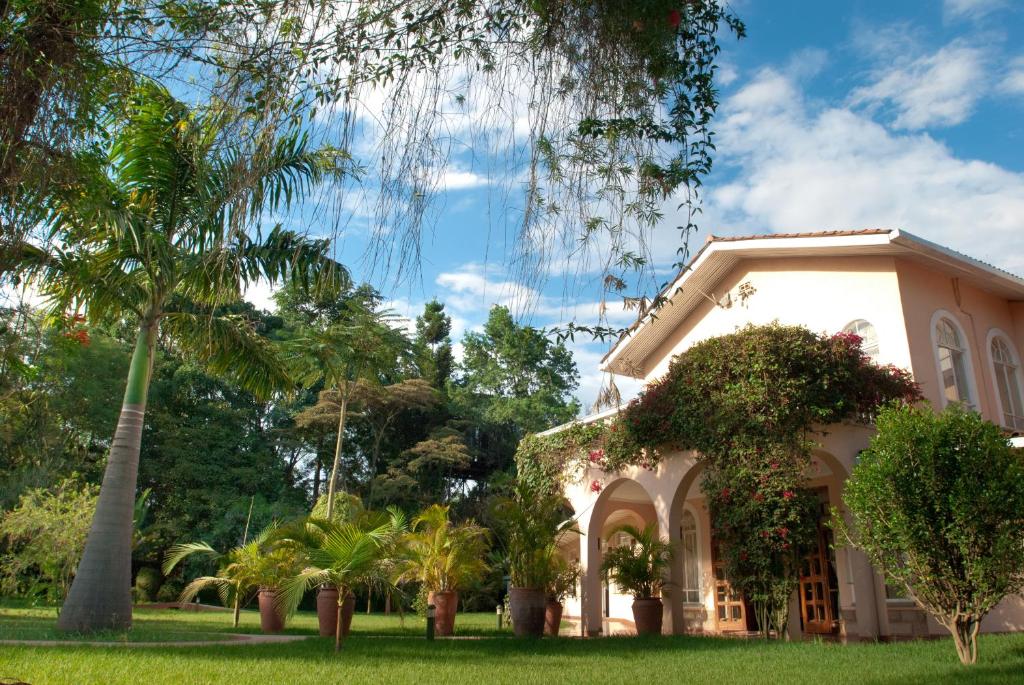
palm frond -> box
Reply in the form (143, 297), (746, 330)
(162, 541), (220, 575)
(161, 311), (291, 399)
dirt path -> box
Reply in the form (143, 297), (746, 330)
(0, 634), (311, 648)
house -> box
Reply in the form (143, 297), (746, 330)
(547, 229), (1024, 640)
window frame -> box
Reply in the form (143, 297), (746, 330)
(986, 328), (1024, 431)
(842, 319), (881, 363)
(929, 310), (978, 410)
(679, 507), (702, 605)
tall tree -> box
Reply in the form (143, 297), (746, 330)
(15, 82), (345, 632)
(285, 287), (409, 518)
(457, 305), (580, 434)
(415, 300), (454, 390)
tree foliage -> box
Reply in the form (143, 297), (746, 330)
(837, 403), (1024, 665)
(0, 477), (98, 603)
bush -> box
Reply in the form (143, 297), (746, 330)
(0, 477), (97, 603)
(133, 566), (162, 602)
(838, 403), (1024, 665)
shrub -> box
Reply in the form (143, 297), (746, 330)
(0, 477), (97, 603)
(837, 403), (1024, 665)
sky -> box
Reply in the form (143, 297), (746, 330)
(245, 0), (1024, 415)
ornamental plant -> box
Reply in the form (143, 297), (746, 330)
(515, 322), (919, 637)
(600, 522), (672, 599)
(836, 403), (1024, 665)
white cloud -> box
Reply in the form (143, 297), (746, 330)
(999, 57), (1024, 95)
(943, 0), (1006, 20)
(438, 168), (491, 191)
(705, 67), (1024, 273)
(849, 40), (987, 129)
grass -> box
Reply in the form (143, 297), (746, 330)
(1, 604), (1023, 685)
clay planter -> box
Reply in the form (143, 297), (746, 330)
(428, 590), (458, 636)
(544, 600), (563, 637)
(317, 586), (339, 637)
(509, 587), (546, 637)
(339, 592), (355, 638)
(632, 597), (664, 636)
(258, 587), (286, 634)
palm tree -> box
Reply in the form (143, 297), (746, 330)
(278, 509), (407, 652)
(398, 504), (489, 636)
(287, 295), (409, 518)
(162, 523), (297, 629)
(15, 81), (348, 632)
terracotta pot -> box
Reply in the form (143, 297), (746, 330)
(428, 590), (458, 636)
(509, 587), (546, 637)
(258, 587), (286, 634)
(317, 586), (339, 636)
(632, 597), (664, 636)
(544, 600), (563, 637)
(340, 592), (355, 638)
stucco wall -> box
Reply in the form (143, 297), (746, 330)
(641, 256), (912, 384)
(895, 257), (1024, 429)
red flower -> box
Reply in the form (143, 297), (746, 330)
(667, 8), (682, 28)
(590, 480), (603, 493)
(588, 449), (605, 463)
(777, 527), (789, 538)
(720, 487), (731, 500)
(770, 461), (780, 470)
(782, 490), (794, 500)
(753, 492), (764, 503)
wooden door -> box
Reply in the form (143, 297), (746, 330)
(713, 561), (746, 631)
(799, 490), (839, 634)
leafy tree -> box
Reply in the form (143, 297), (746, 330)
(415, 300), (454, 390)
(14, 81), (344, 632)
(0, 310), (129, 503)
(837, 404), (1024, 665)
(375, 429), (474, 510)
(0, 477), (98, 603)
(458, 306), (580, 433)
(285, 287), (409, 518)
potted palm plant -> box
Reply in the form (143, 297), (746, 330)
(307, 493), (366, 636)
(600, 522), (672, 635)
(162, 522), (300, 633)
(279, 508), (407, 651)
(398, 504), (489, 637)
(545, 556), (580, 636)
(491, 481), (578, 638)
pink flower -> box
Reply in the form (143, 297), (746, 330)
(753, 492), (764, 503)
(667, 8), (682, 28)
(782, 490), (794, 500)
(590, 480), (603, 493)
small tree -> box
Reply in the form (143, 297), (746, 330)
(0, 478), (98, 602)
(837, 403), (1024, 665)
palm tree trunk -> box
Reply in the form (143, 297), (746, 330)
(233, 590), (241, 628)
(325, 381), (350, 519)
(334, 590), (344, 652)
(57, 322), (156, 632)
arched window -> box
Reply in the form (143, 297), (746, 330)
(934, 317), (974, 408)
(990, 336), (1024, 430)
(843, 319), (880, 362)
(680, 510), (701, 604)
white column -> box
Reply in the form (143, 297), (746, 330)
(580, 508), (604, 636)
(655, 497), (683, 635)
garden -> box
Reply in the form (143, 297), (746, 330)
(3, 1), (1024, 684)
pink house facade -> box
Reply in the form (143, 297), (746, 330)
(546, 229), (1024, 640)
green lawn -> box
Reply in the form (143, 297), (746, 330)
(1, 606), (1023, 685)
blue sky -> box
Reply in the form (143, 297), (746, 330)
(248, 0), (1024, 414)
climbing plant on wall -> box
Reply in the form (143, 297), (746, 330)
(515, 322), (920, 637)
